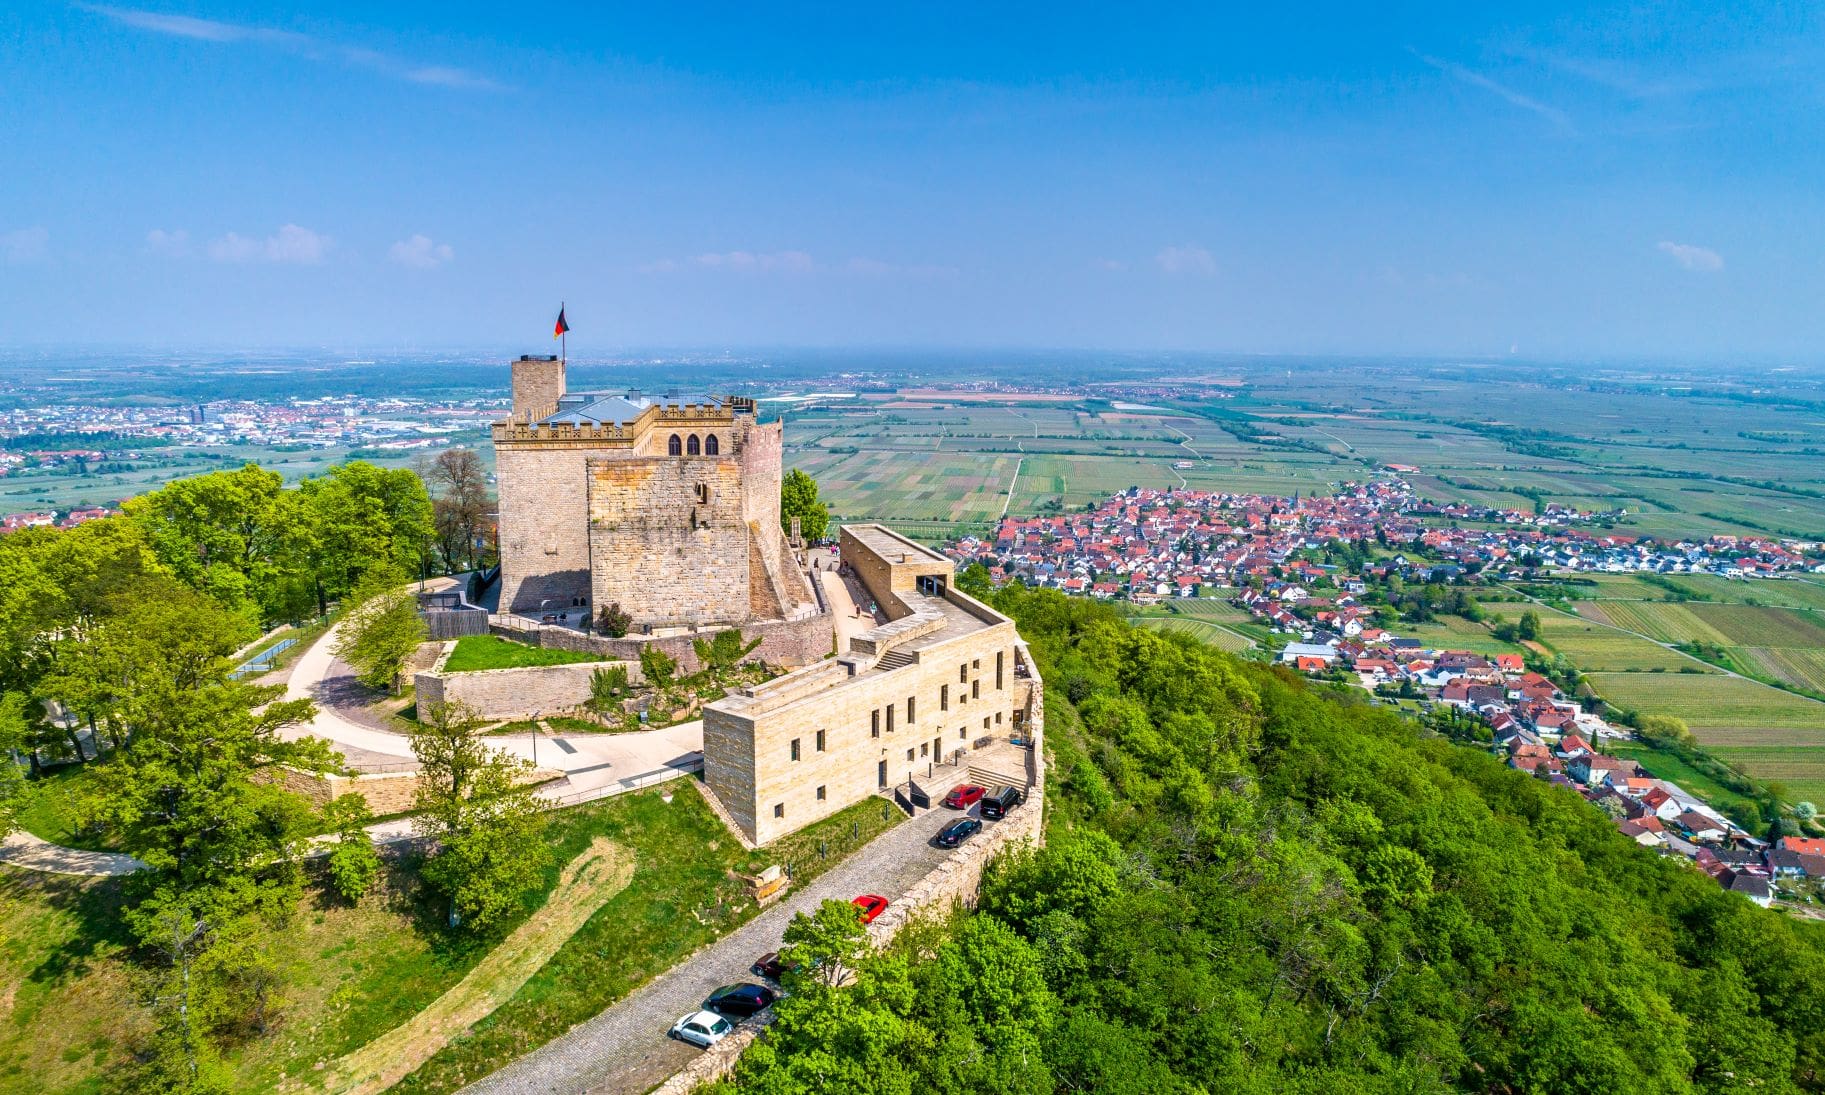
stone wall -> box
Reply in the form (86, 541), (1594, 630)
(264, 766), (423, 813)
(587, 452), (751, 629)
(490, 610), (833, 675)
(495, 439), (594, 616)
(414, 659), (643, 722)
(510, 355), (565, 420)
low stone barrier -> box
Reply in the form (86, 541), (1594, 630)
(414, 659), (642, 722)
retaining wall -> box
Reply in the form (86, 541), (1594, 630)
(414, 659), (642, 721)
(490, 609), (833, 674)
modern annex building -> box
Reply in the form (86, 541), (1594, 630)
(489, 356), (1041, 845)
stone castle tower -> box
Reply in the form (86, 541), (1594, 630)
(491, 355), (815, 630)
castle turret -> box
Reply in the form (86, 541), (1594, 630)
(511, 355), (566, 422)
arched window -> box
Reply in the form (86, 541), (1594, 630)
(686, 434), (701, 455)
(667, 434), (682, 456)
(704, 434), (720, 455)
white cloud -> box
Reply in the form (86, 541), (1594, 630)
(145, 228), (190, 256)
(79, 4), (502, 90)
(1657, 240), (1724, 272)
(697, 250), (815, 273)
(0, 226), (48, 262)
(1091, 258), (1128, 272)
(1155, 244), (1216, 276)
(1411, 49), (1574, 132)
(389, 234), (454, 269)
(207, 224), (331, 264)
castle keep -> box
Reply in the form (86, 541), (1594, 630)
(491, 355), (815, 630)
(488, 354), (1041, 845)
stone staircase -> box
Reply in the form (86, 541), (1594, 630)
(873, 648), (917, 671)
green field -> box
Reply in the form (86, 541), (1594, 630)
(1499, 605), (1703, 672)
(1576, 601), (1825, 695)
(442, 635), (605, 672)
(1391, 615), (1521, 656)
(1605, 741), (1768, 824)
(1133, 615), (1257, 653)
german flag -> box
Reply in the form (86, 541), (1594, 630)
(553, 305), (570, 339)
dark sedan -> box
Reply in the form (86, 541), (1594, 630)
(933, 817), (982, 848)
(750, 951), (800, 981)
(704, 982), (778, 1019)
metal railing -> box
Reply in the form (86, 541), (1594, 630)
(541, 755), (705, 808)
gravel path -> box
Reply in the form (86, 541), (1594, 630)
(460, 801), (976, 1095)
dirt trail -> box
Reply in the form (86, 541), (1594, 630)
(320, 837), (635, 1095)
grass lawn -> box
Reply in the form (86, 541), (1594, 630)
(486, 715), (633, 736)
(15, 763), (122, 853)
(442, 635), (606, 673)
(394, 785), (905, 1093)
(0, 782), (912, 1095)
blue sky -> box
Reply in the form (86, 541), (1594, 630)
(2, 2), (1821, 359)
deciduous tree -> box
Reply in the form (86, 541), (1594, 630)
(780, 468), (829, 543)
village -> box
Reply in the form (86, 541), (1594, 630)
(948, 479), (1825, 907)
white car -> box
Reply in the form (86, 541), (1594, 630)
(671, 1009), (734, 1049)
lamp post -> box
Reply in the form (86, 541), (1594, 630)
(530, 709), (539, 767)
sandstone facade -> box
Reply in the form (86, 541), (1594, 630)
(705, 525), (1043, 845)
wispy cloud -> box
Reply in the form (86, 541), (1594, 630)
(1657, 240), (1723, 272)
(79, 4), (504, 91)
(1091, 258), (1128, 272)
(1411, 49), (1573, 131)
(207, 224), (331, 264)
(1155, 244), (1216, 276)
(389, 234), (454, 269)
(145, 227), (190, 256)
(1, 226), (49, 263)
(643, 250), (815, 274)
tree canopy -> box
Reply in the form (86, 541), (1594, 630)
(780, 468), (829, 543)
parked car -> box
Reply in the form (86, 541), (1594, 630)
(704, 982), (777, 1019)
(751, 951), (800, 981)
(980, 785), (1025, 820)
(671, 1009), (734, 1049)
(852, 894), (890, 924)
(934, 817), (982, 848)
(942, 784), (986, 810)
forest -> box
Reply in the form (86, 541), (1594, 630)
(716, 586), (1825, 1094)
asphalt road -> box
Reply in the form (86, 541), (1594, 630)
(461, 801), (978, 1095)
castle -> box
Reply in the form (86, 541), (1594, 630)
(491, 355), (817, 631)
(487, 354), (1041, 846)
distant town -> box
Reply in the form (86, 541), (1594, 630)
(947, 479), (1825, 906)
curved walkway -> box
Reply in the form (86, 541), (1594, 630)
(0, 830), (144, 876)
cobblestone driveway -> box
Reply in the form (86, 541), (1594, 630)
(461, 802), (973, 1094)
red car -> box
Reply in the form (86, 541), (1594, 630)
(942, 785), (986, 810)
(852, 894), (890, 924)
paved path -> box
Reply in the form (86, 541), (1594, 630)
(461, 799), (978, 1095)
(0, 831), (145, 876)
(282, 621), (706, 803)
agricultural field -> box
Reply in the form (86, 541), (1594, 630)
(1494, 605), (1703, 672)
(1737, 647), (1825, 697)
(1574, 601), (1825, 694)
(1391, 615), (1521, 657)
(1133, 615), (1257, 653)
(1581, 671), (1825, 802)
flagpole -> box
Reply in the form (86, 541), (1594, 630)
(561, 300), (566, 364)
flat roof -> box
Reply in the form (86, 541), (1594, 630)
(843, 523), (948, 566)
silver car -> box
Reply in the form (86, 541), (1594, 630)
(670, 1009), (734, 1049)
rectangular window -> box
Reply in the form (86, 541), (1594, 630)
(906, 748), (914, 762)
(887, 704), (895, 733)
(960, 664), (968, 684)
(959, 726), (967, 739)
(816, 785), (827, 801)
(774, 803), (785, 819)
(995, 711), (1003, 725)
(790, 738), (801, 761)
(972, 680), (980, 700)
(920, 742), (929, 757)
(940, 684), (949, 710)
(816, 728), (826, 752)
(907, 696), (916, 723)
(972, 659), (980, 670)
(872, 709), (880, 738)
(996, 651), (1005, 690)
(983, 716), (991, 730)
